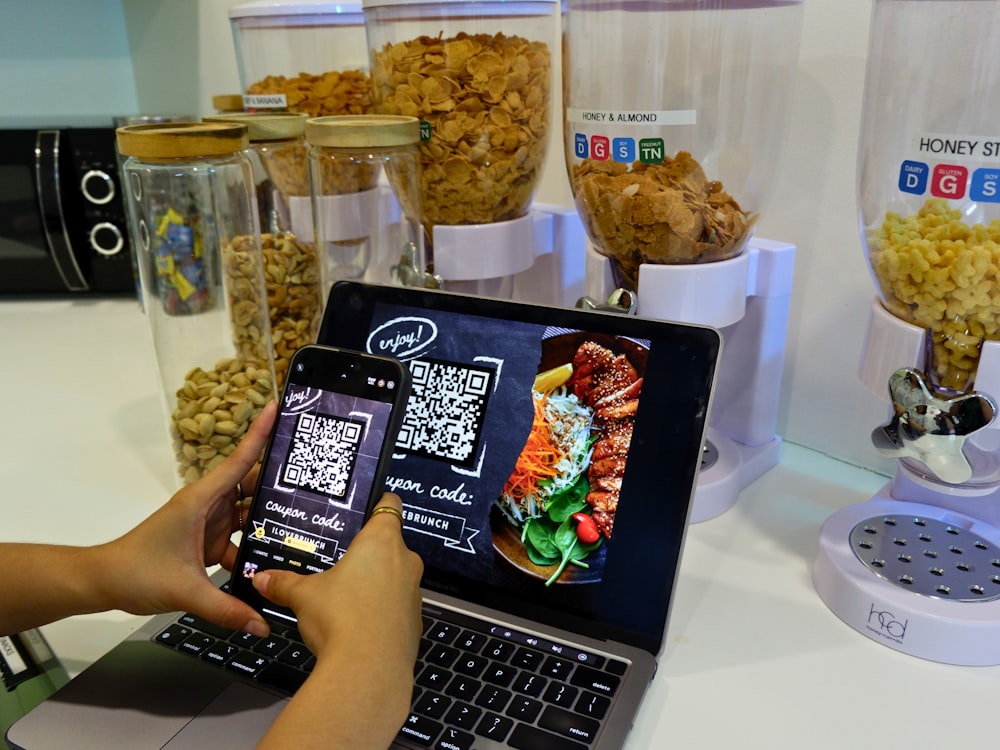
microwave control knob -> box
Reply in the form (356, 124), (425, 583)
(90, 222), (124, 256)
(81, 169), (115, 205)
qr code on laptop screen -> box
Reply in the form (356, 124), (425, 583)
(281, 412), (364, 500)
(397, 358), (493, 468)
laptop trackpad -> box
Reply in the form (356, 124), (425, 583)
(163, 683), (285, 749)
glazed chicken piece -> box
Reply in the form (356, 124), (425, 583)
(567, 341), (643, 538)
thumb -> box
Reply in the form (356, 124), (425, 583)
(252, 568), (303, 609)
(200, 401), (277, 498)
(189, 582), (270, 638)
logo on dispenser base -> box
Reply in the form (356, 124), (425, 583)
(866, 603), (908, 644)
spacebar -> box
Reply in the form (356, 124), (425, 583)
(509, 724), (588, 750)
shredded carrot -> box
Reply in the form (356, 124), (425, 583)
(502, 393), (568, 500)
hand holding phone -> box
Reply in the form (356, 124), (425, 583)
(229, 345), (410, 625)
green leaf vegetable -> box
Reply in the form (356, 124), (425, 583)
(521, 474), (603, 586)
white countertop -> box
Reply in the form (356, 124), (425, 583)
(3, 297), (998, 748)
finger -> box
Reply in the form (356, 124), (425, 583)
(374, 492), (402, 512)
(230, 498), (253, 535)
(188, 582), (270, 638)
(219, 539), (241, 572)
(251, 568), (301, 609)
(239, 464), (261, 497)
(201, 401), (277, 499)
(366, 492), (404, 531)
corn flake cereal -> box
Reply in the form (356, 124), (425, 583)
(572, 153), (756, 288)
(248, 71), (378, 199)
(247, 70), (373, 117)
(371, 32), (551, 228)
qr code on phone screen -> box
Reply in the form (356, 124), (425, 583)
(397, 358), (492, 468)
(281, 412), (363, 500)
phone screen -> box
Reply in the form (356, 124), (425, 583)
(230, 345), (409, 625)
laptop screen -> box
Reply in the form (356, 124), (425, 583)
(318, 282), (720, 655)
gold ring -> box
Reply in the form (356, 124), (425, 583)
(370, 506), (404, 528)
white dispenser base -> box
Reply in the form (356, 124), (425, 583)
(814, 297), (1000, 665)
(694, 428), (783, 524)
(585, 238), (796, 523)
(814, 491), (1000, 666)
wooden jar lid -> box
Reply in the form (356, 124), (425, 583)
(211, 94), (246, 113)
(203, 112), (308, 142)
(305, 115), (421, 148)
(116, 122), (248, 159)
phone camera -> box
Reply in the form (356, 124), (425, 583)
(295, 362), (305, 373)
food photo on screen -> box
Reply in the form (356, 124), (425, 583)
(491, 331), (647, 586)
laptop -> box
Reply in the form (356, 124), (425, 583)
(7, 281), (720, 750)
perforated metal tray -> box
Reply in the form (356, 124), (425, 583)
(850, 514), (1000, 602)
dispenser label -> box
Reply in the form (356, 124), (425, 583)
(567, 108), (697, 126)
(243, 93), (287, 111)
(913, 133), (1000, 160)
(573, 133), (669, 165)
(897, 132), (1000, 202)
(568, 109), (696, 166)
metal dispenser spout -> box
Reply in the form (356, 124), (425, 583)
(871, 368), (997, 486)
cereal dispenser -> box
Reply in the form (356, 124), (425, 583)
(362, 0), (559, 297)
(230, 2), (422, 295)
(813, 0), (1000, 666)
(229, 0), (372, 117)
(564, 0), (804, 521)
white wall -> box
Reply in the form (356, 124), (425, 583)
(4, 0), (895, 477)
(122, 0), (201, 115)
(0, 0), (138, 120)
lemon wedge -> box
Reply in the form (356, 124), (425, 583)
(533, 362), (573, 393)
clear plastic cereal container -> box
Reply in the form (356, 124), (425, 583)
(563, 0), (803, 290)
(116, 122), (277, 486)
(858, 0), (1000, 394)
(362, 0), (557, 291)
(229, 0), (373, 116)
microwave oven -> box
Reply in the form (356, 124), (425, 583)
(0, 121), (134, 295)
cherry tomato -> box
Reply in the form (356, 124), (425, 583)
(571, 512), (601, 544)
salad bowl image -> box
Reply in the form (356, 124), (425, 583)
(491, 331), (647, 585)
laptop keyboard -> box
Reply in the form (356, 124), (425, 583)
(154, 601), (628, 749)
(408, 604), (627, 750)
(155, 610), (314, 694)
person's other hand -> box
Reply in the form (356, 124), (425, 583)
(252, 493), (423, 717)
(93, 401), (277, 637)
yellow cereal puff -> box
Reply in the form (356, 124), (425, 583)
(870, 197), (1000, 391)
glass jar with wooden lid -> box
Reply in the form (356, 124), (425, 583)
(117, 121), (277, 485)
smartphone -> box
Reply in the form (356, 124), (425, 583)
(229, 344), (410, 626)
